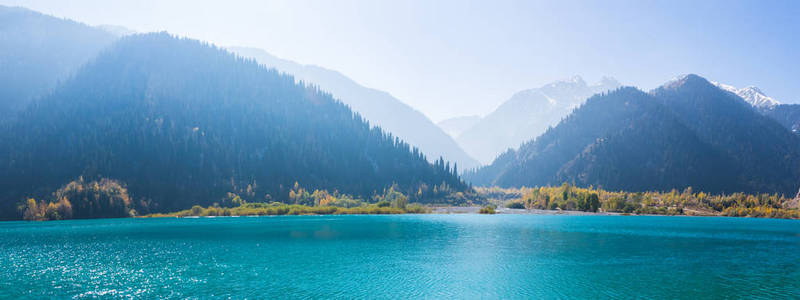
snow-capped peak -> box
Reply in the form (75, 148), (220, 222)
(543, 75), (587, 90)
(711, 81), (780, 109)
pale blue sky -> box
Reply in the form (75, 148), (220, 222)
(3, 0), (798, 121)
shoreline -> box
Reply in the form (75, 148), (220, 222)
(147, 206), (730, 218)
(431, 206), (621, 215)
(5, 210), (800, 221)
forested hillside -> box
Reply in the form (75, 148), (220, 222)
(0, 5), (116, 118)
(0, 33), (468, 220)
(467, 75), (800, 196)
(230, 47), (480, 170)
(712, 81), (800, 136)
(651, 75), (800, 194)
(762, 104), (800, 134)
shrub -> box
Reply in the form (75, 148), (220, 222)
(505, 201), (525, 209)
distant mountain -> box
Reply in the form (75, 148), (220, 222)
(712, 82), (779, 109)
(437, 115), (480, 139)
(466, 74), (800, 196)
(0, 5), (116, 117)
(229, 47), (479, 170)
(457, 76), (620, 164)
(0, 33), (468, 219)
(713, 81), (799, 134)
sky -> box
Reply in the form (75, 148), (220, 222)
(3, 0), (799, 122)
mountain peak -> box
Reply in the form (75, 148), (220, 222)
(711, 81), (780, 109)
(556, 75), (586, 85)
(662, 74), (710, 90)
(542, 75), (587, 90)
(744, 86), (763, 94)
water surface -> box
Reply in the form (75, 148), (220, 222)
(1, 215), (798, 298)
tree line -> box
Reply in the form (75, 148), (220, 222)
(500, 183), (800, 219)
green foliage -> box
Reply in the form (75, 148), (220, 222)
(505, 201), (525, 209)
(493, 183), (799, 219)
(404, 203), (429, 214)
(373, 185), (408, 209)
(326, 195), (363, 208)
(220, 192), (246, 208)
(19, 177), (132, 220)
(479, 205), (496, 214)
(147, 185), (432, 217)
(149, 202), (409, 217)
(512, 184), (600, 213)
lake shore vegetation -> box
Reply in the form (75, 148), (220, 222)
(491, 183), (800, 219)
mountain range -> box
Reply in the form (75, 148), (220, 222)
(0, 5), (478, 171)
(229, 47), (479, 170)
(455, 76), (621, 164)
(466, 74), (800, 196)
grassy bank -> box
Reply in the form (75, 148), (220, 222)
(487, 184), (800, 219)
(145, 202), (428, 218)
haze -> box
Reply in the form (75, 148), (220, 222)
(3, 0), (798, 121)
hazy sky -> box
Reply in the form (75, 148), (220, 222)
(3, 0), (799, 121)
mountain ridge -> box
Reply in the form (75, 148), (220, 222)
(229, 46), (480, 170)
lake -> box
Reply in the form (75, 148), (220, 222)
(1, 215), (798, 298)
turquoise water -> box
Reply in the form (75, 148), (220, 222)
(1, 215), (798, 299)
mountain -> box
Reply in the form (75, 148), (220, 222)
(467, 75), (800, 196)
(0, 33), (468, 220)
(713, 81), (800, 134)
(437, 115), (480, 139)
(763, 104), (800, 134)
(712, 82), (779, 109)
(456, 76), (620, 164)
(229, 47), (479, 170)
(0, 5), (116, 118)
(651, 75), (800, 194)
